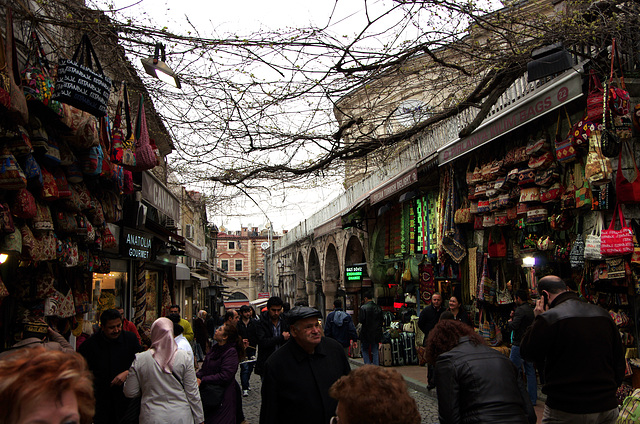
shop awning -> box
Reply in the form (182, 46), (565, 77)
(250, 298), (269, 309)
(224, 300), (250, 309)
(190, 272), (208, 281)
(211, 268), (238, 282)
(437, 69), (584, 165)
(175, 263), (190, 281)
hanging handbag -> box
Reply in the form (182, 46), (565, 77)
(601, 203), (634, 256)
(585, 131), (612, 185)
(488, 229), (506, 258)
(454, 201), (472, 224)
(526, 136), (550, 156)
(129, 94), (157, 171)
(478, 254), (492, 302)
(33, 201), (54, 231)
(561, 169), (576, 210)
(0, 225), (21, 254)
(52, 34), (111, 117)
(616, 141), (640, 204)
(630, 219), (640, 265)
(540, 182), (564, 203)
(601, 93), (621, 158)
(0, 203), (14, 233)
(571, 117), (595, 150)
(570, 233), (585, 269)
(528, 151), (554, 170)
(21, 30), (60, 113)
(518, 168), (536, 187)
(526, 207), (548, 224)
(12, 188), (37, 219)
(496, 266), (513, 305)
(0, 147), (27, 190)
(609, 39), (631, 117)
(4, 8), (28, 124)
(519, 187), (540, 203)
(586, 69), (604, 123)
(584, 213), (604, 260)
(555, 108), (577, 163)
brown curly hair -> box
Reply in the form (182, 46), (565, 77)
(329, 365), (421, 424)
(0, 346), (95, 424)
(425, 319), (485, 364)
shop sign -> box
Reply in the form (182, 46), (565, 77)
(141, 172), (180, 222)
(345, 265), (365, 282)
(370, 168), (418, 204)
(438, 71), (583, 165)
(314, 216), (342, 238)
(121, 227), (153, 261)
(185, 239), (203, 260)
(258, 292), (270, 299)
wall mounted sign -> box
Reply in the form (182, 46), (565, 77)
(345, 265), (365, 282)
(121, 227), (153, 261)
(141, 172), (180, 222)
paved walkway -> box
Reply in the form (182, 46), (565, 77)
(237, 357), (545, 423)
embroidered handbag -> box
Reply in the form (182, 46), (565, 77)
(586, 69), (604, 123)
(520, 187), (540, 203)
(535, 165), (559, 187)
(571, 117), (595, 150)
(555, 108), (577, 163)
(513, 146), (528, 164)
(2, 125), (32, 157)
(526, 207), (548, 224)
(0, 203), (14, 233)
(474, 183), (487, 198)
(482, 213), (495, 228)
(498, 192), (515, 209)
(40, 167), (59, 201)
(526, 136), (550, 156)
(575, 181), (592, 209)
(454, 202), (472, 224)
(488, 196), (500, 212)
(518, 168), (536, 187)
(33, 201), (54, 231)
(494, 211), (508, 226)
(516, 202), (529, 216)
(23, 153), (42, 186)
(616, 141), (640, 204)
(470, 200), (479, 214)
(494, 176), (507, 192)
(570, 234), (585, 269)
(0, 225), (21, 254)
(12, 188), (37, 219)
(473, 215), (483, 230)
(477, 200), (490, 214)
(102, 225), (117, 249)
(584, 213), (604, 260)
(0, 147), (27, 190)
(528, 151), (555, 169)
(505, 167), (520, 186)
(613, 111), (633, 141)
(601, 91), (621, 159)
(585, 131), (612, 185)
(601, 203), (634, 256)
(130, 94), (157, 171)
(541, 183), (564, 203)
(52, 34), (111, 117)
(609, 39), (631, 116)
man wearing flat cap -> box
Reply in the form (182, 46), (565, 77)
(260, 306), (351, 424)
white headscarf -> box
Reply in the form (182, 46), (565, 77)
(150, 317), (177, 374)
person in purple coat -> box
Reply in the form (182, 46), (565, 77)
(196, 322), (245, 424)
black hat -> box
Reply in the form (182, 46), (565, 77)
(287, 306), (321, 326)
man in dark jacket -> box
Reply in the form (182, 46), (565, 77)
(255, 296), (290, 377)
(418, 292), (443, 389)
(508, 289), (537, 406)
(238, 304), (258, 396)
(260, 306), (350, 424)
(78, 309), (142, 424)
(325, 299), (358, 354)
(359, 289), (383, 365)
(521, 276), (625, 423)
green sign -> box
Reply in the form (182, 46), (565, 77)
(345, 265), (364, 282)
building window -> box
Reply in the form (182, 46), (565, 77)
(221, 260), (229, 272)
(235, 260), (243, 271)
(228, 241), (235, 249)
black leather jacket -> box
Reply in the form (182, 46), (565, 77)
(435, 337), (536, 424)
(358, 300), (383, 344)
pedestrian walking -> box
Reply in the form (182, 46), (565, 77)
(426, 319), (536, 424)
(324, 299), (358, 355)
(238, 305), (258, 396)
(197, 322), (245, 424)
(358, 289), (383, 365)
(418, 292), (444, 389)
(194, 310), (209, 360)
(124, 317), (204, 424)
(508, 289), (537, 406)
(255, 296), (290, 378)
(520, 275), (625, 423)
(169, 304), (195, 343)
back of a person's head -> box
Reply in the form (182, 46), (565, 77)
(0, 347), (95, 424)
(173, 322), (184, 336)
(537, 275), (567, 295)
(283, 302), (291, 312)
(100, 309), (122, 326)
(294, 299), (309, 307)
(425, 319), (484, 364)
(329, 365), (420, 424)
(515, 289), (529, 302)
(439, 311), (455, 321)
(267, 296), (283, 309)
(362, 289), (373, 300)
(334, 299), (343, 309)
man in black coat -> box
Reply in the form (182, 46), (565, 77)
(78, 309), (142, 424)
(260, 306), (350, 424)
(324, 298), (358, 354)
(238, 304), (259, 396)
(359, 289), (383, 365)
(255, 296), (290, 377)
(508, 289), (537, 406)
(418, 292), (443, 389)
(521, 276), (625, 423)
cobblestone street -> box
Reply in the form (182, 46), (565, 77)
(237, 364), (440, 424)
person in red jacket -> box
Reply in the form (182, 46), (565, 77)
(117, 307), (142, 345)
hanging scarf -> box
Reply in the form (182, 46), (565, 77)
(150, 317), (178, 374)
(441, 166), (466, 263)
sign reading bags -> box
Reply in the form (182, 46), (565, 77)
(53, 34), (111, 117)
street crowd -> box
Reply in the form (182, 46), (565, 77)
(0, 275), (627, 424)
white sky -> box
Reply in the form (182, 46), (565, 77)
(96, 0), (404, 233)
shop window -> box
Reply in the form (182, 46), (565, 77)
(229, 241), (235, 249)
(221, 260), (229, 272)
(92, 271), (128, 320)
(235, 259), (243, 271)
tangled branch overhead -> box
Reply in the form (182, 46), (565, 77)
(19, 0), (640, 199)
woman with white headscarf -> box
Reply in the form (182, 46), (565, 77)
(124, 317), (204, 424)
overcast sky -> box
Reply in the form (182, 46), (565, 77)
(96, 0), (401, 232)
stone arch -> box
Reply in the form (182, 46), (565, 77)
(322, 243), (340, 317)
(344, 234), (367, 290)
(228, 292), (248, 300)
(307, 247), (322, 311)
(295, 251), (306, 303)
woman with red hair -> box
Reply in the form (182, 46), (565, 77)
(0, 346), (95, 424)
(426, 319), (536, 424)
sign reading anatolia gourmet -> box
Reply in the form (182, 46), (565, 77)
(121, 227), (153, 261)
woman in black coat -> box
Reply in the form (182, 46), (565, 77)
(426, 320), (536, 424)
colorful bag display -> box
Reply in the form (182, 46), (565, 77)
(586, 69), (604, 123)
(609, 39), (631, 117)
(52, 34), (111, 117)
(0, 147), (27, 190)
(130, 94), (157, 171)
(601, 204), (634, 257)
(584, 213), (604, 260)
(555, 108), (576, 163)
(585, 131), (612, 185)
